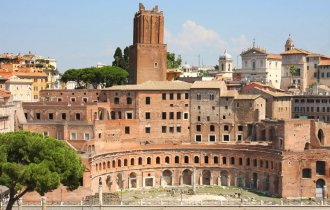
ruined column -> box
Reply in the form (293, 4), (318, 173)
(41, 197), (46, 210)
(228, 175), (231, 187)
(323, 185), (328, 200)
(199, 173), (203, 185)
(18, 198), (22, 210)
(257, 179), (260, 190)
(180, 175), (183, 186)
(235, 175), (238, 187)
(192, 168), (196, 193)
(218, 176), (222, 186)
(210, 173), (213, 185)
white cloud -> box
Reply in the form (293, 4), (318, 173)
(165, 20), (250, 67)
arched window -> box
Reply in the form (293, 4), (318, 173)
(156, 157), (160, 164)
(175, 156), (179, 164)
(112, 160), (116, 168)
(131, 158), (135, 166)
(230, 157), (235, 165)
(184, 156), (189, 163)
(147, 157), (151, 164)
(194, 156), (199, 163)
(214, 156), (219, 164)
(95, 163), (98, 171)
(210, 125), (215, 132)
(165, 156), (170, 164)
(138, 157), (142, 165)
(127, 97), (132, 104)
(107, 161), (111, 168)
(124, 159), (127, 166)
(103, 162), (106, 170)
(118, 159), (122, 167)
(204, 156), (209, 164)
(318, 129), (324, 144)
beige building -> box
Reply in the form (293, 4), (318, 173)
(235, 43), (282, 89)
(280, 35), (330, 92)
(217, 50), (233, 80)
(5, 76), (33, 102)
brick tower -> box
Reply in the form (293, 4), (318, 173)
(128, 3), (167, 84)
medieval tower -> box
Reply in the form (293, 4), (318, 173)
(128, 3), (167, 84)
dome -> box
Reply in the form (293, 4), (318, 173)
(220, 49), (232, 60)
(182, 63), (191, 69)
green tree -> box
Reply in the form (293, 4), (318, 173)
(112, 47), (124, 68)
(61, 66), (128, 89)
(0, 131), (85, 210)
(167, 52), (182, 69)
(122, 47), (129, 71)
(289, 65), (298, 76)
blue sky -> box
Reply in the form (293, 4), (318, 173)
(1, 0), (329, 71)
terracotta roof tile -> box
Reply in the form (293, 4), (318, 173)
(108, 80), (192, 91)
(281, 48), (312, 55)
(319, 60), (330, 66)
(267, 54), (282, 60)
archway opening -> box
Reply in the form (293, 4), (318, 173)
(162, 170), (172, 186)
(318, 129), (325, 144)
(182, 169), (192, 185)
(129, 172), (137, 188)
(202, 170), (211, 185)
(316, 179), (326, 198)
(220, 171), (229, 186)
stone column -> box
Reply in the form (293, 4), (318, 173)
(234, 175), (238, 187)
(137, 174), (141, 189)
(210, 173), (213, 185)
(323, 185), (328, 200)
(257, 179), (260, 190)
(243, 177), (246, 188)
(41, 196), (46, 210)
(192, 168), (196, 193)
(160, 176), (163, 187)
(18, 198), (22, 210)
(180, 175), (183, 186)
(199, 173), (203, 185)
(98, 184), (103, 206)
(228, 175), (231, 187)
(218, 176), (221, 186)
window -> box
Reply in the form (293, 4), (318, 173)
(230, 157), (235, 165)
(126, 97), (132, 104)
(184, 156), (189, 163)
(207, 116), (210, 121)
(177, 93), (181, 100)
(169, 126), (174, 133)
(224, 125), (229, 131)
(204, 156), (209, 164)
(239, 158), (243, 166)
(196, 125), (201, 131)
(194, 156), (199, 163)
(145, 127), (151, 134)
(185, 93), (189, 99)
(214, 156), (219, 164)
(209, 94), (214, 100)
(162, 126), (167, 133)
(61, 113), (66, 120)
(237, 134), (243, 141)
(147, 157), (151, 164)
(238, 125), (243, 131)
(184, 112), (189, 120)
(43, 131), (49, 137)
(302, 168), (312, 178)
(114, 97), (119, 104)
(84, 133), (90, 140)
(36, 113), (41, 120)
(125, 126), (130, 134)
(154, 62), (158, 68)
(162, 112), (166, 120)
(57, 98), (62, 102)
(236, 103), (240, 108)
(83, 98), (88, 103)
(195, 135), (202, 142)
(162, 93), (166, 100)
(223, 134), (230, 141)
(126, 112), (133, 119)
(138, 157), (142, 165)
(222, 157), (227, 165)
(48, 113), (54, 120)
(210, 125), (215, 132)
(209, 135), (216, 142)
(170, 93), (174, 100)
(197, 93), (201, 100)
(253, 159), (257, 167)
(316, 161), (326, 175)
(165, 156), (170, 164)
(176, 126), (181, 133)
(175, 156), (179, 164)
(75, 113), (81, 120)
(146, 97), (151, 105)
(145, 112), (151, 120)
(169, 112), (174, 119)
(70, 132), (77, 140)
(176, 112), (181, 119)
(197, 116), (201, 121)
(246, 158), (250, 166)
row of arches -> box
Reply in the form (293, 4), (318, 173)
(94, 154), (281, 174)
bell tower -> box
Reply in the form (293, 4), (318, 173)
(128, 3), (167, 84)
(285, 34), (294, 51)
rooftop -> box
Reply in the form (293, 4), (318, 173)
(108, 80), (192, 91)
(191, 80), (226, 89)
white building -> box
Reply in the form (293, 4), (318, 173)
(235, 43), (282, 89)
(5, 76), (33, 102)
(217, 49), (233, 80)
(179, 64), (198, 77)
